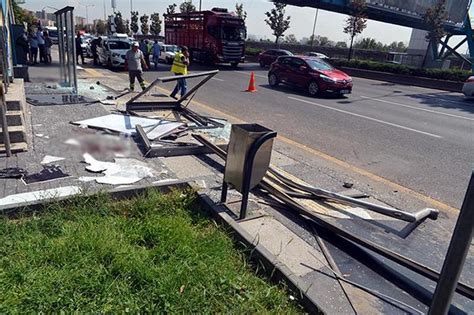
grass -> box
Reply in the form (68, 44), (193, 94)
(0, 189), (302, 313)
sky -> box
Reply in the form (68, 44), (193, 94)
(22, 0), (472, 47)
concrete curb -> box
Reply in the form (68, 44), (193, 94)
(197, 194), (324, 314)
(339, 67), (463, 92)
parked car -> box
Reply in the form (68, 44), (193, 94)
(258, 49), (293, 67)
(268, 56), (353, 97)
(160, 44), (180, 64)
(44, 26), (58, 44)
(306, 52), (329, 59)
(462, 76), (474, 97)
(97, 35), (131, 68)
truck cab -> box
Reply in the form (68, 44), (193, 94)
(97, 34), (131, 68)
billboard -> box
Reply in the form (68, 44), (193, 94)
(365, 0), (470, 25)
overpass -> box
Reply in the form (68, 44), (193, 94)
(276, 0), (474, 71)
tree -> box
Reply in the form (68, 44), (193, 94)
(284, 34), (298, 44)
(264, 3), (291, 46)
(166, 4), (177, 15)
(235, 3), (247, 21)
(140, 14), (150, 35)
(317, 36), (333, 47)
(95, 19), (107, 35)
(180, 1), (196, 13)
(125, 19), (131, 35)
(114, 11), (126, 33)
(130, 11), (139, 34)
(150, 13), (162, 36)
(335, 41), (348, 48)
(343, 0), (367, 60)
(12, 0), (36, 32)
(423, 0), (447, 59)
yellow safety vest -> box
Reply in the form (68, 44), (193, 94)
(171, 52), (188, 75)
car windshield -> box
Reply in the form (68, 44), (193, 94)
(165, 46), (179, 52)
(306, 59), (333, 71)
(221, 25), (246, 41)
(108, 41), (130, 50)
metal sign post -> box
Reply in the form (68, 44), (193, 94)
(429, 172), (474, 315)
(54, 7), (77, 94)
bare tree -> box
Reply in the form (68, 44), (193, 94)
(140, 14), (149, 35)
(343, 0), (367, 60)
(264, 3), (291, 46)
(235, 3), (247, 21)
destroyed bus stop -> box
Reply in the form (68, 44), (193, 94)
(0, 49), (472, 314)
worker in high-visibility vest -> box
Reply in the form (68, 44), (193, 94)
(170, 46), (190, 99)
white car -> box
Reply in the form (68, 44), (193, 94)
(160, 45), (180, 64)
(97, 37), (131, 68)
(307, 52), (330, 59)
(462, 76), (474, 98)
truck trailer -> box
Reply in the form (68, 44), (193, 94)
(164, 8), (246, 66)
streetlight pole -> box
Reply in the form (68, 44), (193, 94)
(199, 0), (202, 11)
(310, 8), (319, 47)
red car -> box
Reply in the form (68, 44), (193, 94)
(258, 49), (293, 67)
(268, 56), (353, 97)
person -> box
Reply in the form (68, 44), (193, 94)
(43, 31), (52, 64)
(125, 42), (148, 91)
(91, 37), (99, 65)
(170, 46), (190, 99)
(15, 31), (29, 65)
(29, 32), (38, 65)
(36, 27), (45, 63)
(75, 32), (85, 65)
(152, 40), (161, 69)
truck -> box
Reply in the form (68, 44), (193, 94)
(164, 8), (246, 67)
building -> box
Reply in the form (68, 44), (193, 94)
(75, 16), (86, 26)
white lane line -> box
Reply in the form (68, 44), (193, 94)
(288, 96), (443, 139)
(234, 70), (267, 79)
(359, 96), (474, 122)
(211, 77), (224, 82)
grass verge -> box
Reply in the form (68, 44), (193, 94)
(0, 189), (302, 313)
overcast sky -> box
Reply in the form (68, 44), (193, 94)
(22, 0), (472, 47)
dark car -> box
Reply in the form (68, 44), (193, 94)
(258, 49), (293, 67)
(268, 56), (353, 97)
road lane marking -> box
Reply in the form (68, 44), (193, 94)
(211, 77), (224, 82)
(359, 96), (474, 122)
(82, 67), (104, 77)
(146, 80), (458, 213)
(234, 70), (267, 79)
(288, 96), (443, 139)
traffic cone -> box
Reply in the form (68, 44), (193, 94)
(246, 72), (257, 92)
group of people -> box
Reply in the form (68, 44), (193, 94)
(138, 39), (162, 70)
(16, 27), (53, 65)
(125, 41), (189, 99)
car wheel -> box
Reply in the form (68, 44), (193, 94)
(259, 60), (265, 68)
(230, 62), (239, 68)
(107, 58), (112, 68)
(308, 81), (320, 96)
(268, 72), (279, 87)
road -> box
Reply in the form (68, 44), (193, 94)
(141, 62), (473, 209)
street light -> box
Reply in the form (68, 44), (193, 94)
(77, 2), (96, 26)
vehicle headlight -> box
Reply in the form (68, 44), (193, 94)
(112, 53), (120, 57)
(320, 74), (336, 83)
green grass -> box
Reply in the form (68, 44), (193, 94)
(0, 190), (302, 313)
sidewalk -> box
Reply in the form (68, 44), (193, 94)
(1, 58), (471, 313)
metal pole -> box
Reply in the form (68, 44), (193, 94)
(199, 0), (202, 11)
(429, 172), (474, 315)
(70, 9), (78, 94)
(0, 85), (11, 157)
(103, 0), (107, 21)
(57, 14), (65, 83)
(310, 8), (318, 47)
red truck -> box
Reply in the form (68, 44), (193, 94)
(164, 8), (246, 67)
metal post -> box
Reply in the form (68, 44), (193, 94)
(220, 181), (228, 203)
(0, 85), (11, 157)
(70, 9), (78, 94)
(57, 14), (65, 83)
(310, 8), (318, 47)
(239, 131), (277, 220)
(429, 172), (474, 315)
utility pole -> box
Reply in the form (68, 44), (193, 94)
(199, 0), (202, 11)
(103, 0), (106, 20)
(310, 8), (319, 47)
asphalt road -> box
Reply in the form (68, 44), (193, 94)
(142, 62), (474, 208)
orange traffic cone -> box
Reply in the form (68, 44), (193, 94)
(246, 72), (257, 92)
